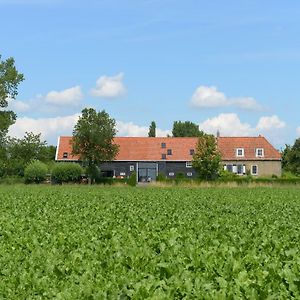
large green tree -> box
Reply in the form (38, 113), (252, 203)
(172, 121), (204, 137)
(192, 134), (221, 180)
(148, 121), (156, 137)
(4, 132), (52, 176)
(282, 139), (300, 175)
(0, 55), (24, 136)
(72, 108), (119, 181)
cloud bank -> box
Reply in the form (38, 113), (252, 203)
(191, 86), (263, 111)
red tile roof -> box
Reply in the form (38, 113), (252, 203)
(56, 136), (281, 161)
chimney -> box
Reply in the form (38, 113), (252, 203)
(216, 130), (220, 138)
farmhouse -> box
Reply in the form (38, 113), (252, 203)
(55, 135), (281, 181)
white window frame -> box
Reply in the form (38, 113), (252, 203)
(251, 165), (258, 176)
(120, 172), (126, 176)
(256, 148), (264, 157)
(129, 165), (134, 171)
(236, 148), (244, 157)
(168, 172), (175, 177)
(186, 161), (192, 168)
(187, 172), (193, 177)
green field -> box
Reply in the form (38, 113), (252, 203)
(1, 186), (300, 299)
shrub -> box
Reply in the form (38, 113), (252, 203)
(52, 163), (83, 183)
(156, 172), (166, 182)
(128, 171), (137, 187)
(24, 160), (48, 184)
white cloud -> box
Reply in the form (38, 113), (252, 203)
(45, 86), (83, 106)
(9, 114), (80, 144)
(191, 86), (228, 108)
(9, 114), (170, 145)
(190, 86), (263, 111)
(90, 73), (126, 98)
(116, 121), (171, 137)
(199, 113), (255, 136)
(199, 113), (286, 137)
(256, 115), (286, 130)
(6, 98), (30, 113)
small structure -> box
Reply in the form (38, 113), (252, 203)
(55, 136), (281, 181)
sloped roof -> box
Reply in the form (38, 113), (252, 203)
(55, 136), (281, 161)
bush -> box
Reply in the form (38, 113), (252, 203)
(52, 163), (83, 183)
(24, 160), (48, 184)
(156, 172), (166, 182)
(128, 171), (137, 187)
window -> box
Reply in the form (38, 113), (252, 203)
(236, 148), (244, 157)
(161, 142), (166, 148)
(256, 148), (264, 157)
(237, 164), (243, 175)
(63, 152), (68, 158)
(130, 165), (134, 171)
(251, 165), (258, 175)
(120, 172), (126, 176)
(162, 153), (166, 159)
(226, 164), (233, 172)
(186, 161), (192, 168)
(190, 149), (195, 155)
(167, 149), (172, 155)
(169, 172), (175, 176)
(187, 172), (193, 177)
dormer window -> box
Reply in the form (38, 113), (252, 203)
(161, 142), (166, 148)
(161, 153), (166, 159)
(190, 149), (195, 155)
(167, 149), (172, 155)
(256, 148), (264, 157)
(236, 148), (244, 157)
(63, 152), (68, 158)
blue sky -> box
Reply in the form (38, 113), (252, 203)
(1, 0), (300, 148)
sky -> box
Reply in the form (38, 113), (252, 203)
(1, 0), (300, 149)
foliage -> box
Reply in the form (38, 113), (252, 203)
(1, 186), (300, 298)
(219, 169), (239, 180)
(51, 163), (83, 183)
(0, 55), (24, 140)
(148, 121), (156, 137)
(156, 172), (166, 181)
(72, 108), (119, 181)
(192, 134), (221, 180)
(24, 160), (48, 183)
(0, 132), (55, 177)
(172, 121), (204, 137)
(282, 139), (300, 175)
(128, 171), (137, 186)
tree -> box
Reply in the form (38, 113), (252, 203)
(4, 132), (49, 176)
(172, 121), (204, 137)
(148, 121), (156, 137)
(0, 55), (24, 137)
(282, 139), (300, 175)
(72, 108), (119, 182)
(192, 134), (221, 180)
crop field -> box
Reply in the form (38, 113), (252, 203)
(1, 186), (300, 299)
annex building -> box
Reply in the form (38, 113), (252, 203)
(55, 136), (282, 181)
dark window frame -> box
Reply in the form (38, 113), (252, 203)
(161, 153), (166, 159)
(167, 149), (172, 155)
(161, 142), (166, 148)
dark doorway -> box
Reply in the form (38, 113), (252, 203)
(138, 162), (157, 182)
